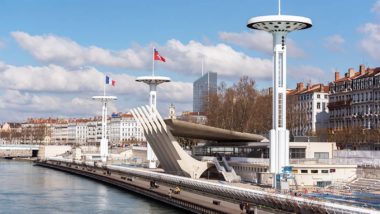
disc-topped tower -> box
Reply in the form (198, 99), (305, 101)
(136, 48), (171, 168)
(92, 95), (117, 163)
(247, 0), (312, 185)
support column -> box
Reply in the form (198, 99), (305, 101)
(100, 101), (109, 163)
(148, 84), (158, 168)
(269, 32), (289, 174)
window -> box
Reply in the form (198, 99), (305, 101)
(317, 102), (321, 109)
(330, 169), (336, 173)
(314, 152), (329, 159)
(290, 148), (306, 159)
(317, 94), (320, 99)
(311, 170), (318, 174)
(321, 170), (329, 173)
(301, 170), (308, 173)
(324, 95), (327, 99)
(317, 181), (332, 187)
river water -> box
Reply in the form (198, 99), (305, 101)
(0, 159), (181, 214)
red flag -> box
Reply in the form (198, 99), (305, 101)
(154, 49), (166, 62)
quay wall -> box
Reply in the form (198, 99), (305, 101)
(36, 158), (378, 214)
(0, 149), (32, 158)
(35, 160), (239, 214)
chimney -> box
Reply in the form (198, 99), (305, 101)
(296, 82), (304, 91)
(335, 71), (340, 81)
(348, 68), (355, 78)
(359, 64), (366, 75)
(320, 84), (324, 92)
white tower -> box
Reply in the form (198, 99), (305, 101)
(92, 95), (117, 163)
(136, 76), (171, 168)
(247, 1), (312, 181)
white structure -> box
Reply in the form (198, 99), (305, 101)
(51, 123), (68, 144)
(136, 76), (171, 168)
(247, 1), (312, 185)
(109, 113), (145, 145)
(92, 96), (117, 163)
(288, 83), (329, 136)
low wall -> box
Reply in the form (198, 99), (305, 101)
(357, 167), (380, 179)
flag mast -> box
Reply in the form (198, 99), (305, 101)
(103, 74), (106, 97)
(152, 47), (155, 76)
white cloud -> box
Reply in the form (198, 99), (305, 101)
(219, 31), (305, 58)
(372, 0), (380, 15)
(0, 90), (103, 118)
(162, 39), (272, 79)
(0, 62), (192, 103)
(324, 34), (345, 52)
(288, 65), (328, 84)
(358, 23), (380, 60)
(11, 31), (149, 69)
(12, 31), (273, 79)
(0, 62), (194, 121)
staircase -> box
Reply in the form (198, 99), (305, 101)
(212, 157), (241, 183)
(348, 178), (380, 191)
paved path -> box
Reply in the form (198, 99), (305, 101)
(105, 170), (272, 214)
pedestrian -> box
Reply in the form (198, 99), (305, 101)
(239, 201), (245, 213)
(245, 203), (250, 214)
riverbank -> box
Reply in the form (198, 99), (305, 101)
(36, 158), (380, 214)
(35, 160), (265, 214)
(0, 159), (180, 214)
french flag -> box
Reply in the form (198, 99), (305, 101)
(105, 75), (116, 86)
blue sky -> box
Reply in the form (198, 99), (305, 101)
(0, 0), (379, 122)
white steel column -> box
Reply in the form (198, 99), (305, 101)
(100, 101), (108, 162)
(136, 76), (170, 169)
(148, 83), (158, 168)
(92, 95), (117, 164)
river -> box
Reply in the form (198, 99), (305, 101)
(0, 159), (182, 214)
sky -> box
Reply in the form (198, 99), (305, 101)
(0, 0), (380, 122)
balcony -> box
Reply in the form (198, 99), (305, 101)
(327, 99), (352, 109)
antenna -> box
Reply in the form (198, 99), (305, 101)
(201, 57), (204, 76)
(278, 0), (281, 15)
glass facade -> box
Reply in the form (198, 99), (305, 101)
(193, 72), (217, 113)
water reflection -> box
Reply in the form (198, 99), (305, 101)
(0, 160), (181, 214)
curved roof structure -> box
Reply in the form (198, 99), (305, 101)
(164, 119), (267, 142)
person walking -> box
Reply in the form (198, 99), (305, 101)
(239, 201), (245, 213)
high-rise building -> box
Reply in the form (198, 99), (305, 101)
(193, 72), (217, 113)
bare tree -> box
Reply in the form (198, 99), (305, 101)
(205, 76), (271, 135)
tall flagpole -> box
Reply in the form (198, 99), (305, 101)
(103, 74), (106, 97)
(152, 47), (155, 76)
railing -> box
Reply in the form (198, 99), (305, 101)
(334, 150), (380, 159)
(229, 157), (269, 165)
(290, 158), (380, 166)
